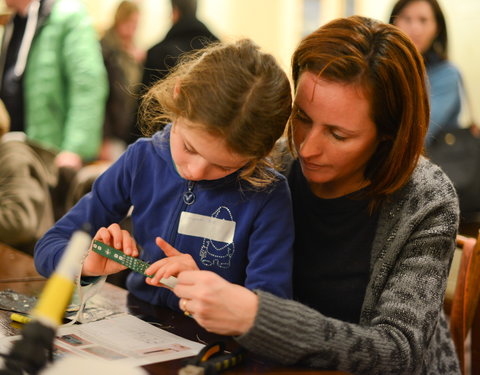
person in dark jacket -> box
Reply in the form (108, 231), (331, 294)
(127, 0), (218, 144)
(141, 0), (218, 88)
(100, 0), (145, 160)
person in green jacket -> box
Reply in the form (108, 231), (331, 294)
(0, 0), (108, 170)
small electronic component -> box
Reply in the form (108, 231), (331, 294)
(178, 341), (245, 375)
(91, 240), (177, 288)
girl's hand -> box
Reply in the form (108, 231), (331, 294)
(173, 270), (258, 336)
(145, 237), (198, 287)
(82, 223), (139, 276)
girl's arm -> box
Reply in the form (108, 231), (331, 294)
(243, 177), (294, 298)
(34, 147), (135, 277)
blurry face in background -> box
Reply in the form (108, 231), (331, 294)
(116, 11), (139, 41)
(4, 0), (31, 14)
(393, 0), (437, 53)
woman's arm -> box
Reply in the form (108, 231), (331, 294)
(175, 164), (459, 375)
(34, 147), (135, 277)
(237, 166), (459, 374)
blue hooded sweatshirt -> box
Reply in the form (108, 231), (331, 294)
(34, 125), (294, 311)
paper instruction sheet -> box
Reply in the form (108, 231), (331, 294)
(0, 314), (204, 367)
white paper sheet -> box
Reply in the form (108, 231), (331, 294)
(0, 314), (204, 368)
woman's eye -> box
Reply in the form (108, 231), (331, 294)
(419, 17), (430, 25)
(292, 108), (311, 123)
(331, 131), (347, 141)
(294, 113), (310, 123)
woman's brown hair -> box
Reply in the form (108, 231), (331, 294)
(289, 15), (428, 206)
(140, 39), (292, 188)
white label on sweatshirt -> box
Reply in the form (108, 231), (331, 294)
(178, 211), (235, 243)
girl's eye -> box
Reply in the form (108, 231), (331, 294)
(184, 145), (196, 154)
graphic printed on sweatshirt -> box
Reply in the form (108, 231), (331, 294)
(177, 207), (236, 269)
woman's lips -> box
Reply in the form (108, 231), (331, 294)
(300, 159), (326, 170)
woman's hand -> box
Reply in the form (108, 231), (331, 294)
(82, 223), (139, 276)
(173, 270), (258, 336)
(145, 237), (198, 287)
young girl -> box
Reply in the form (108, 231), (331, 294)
(34, 39), (294, 312)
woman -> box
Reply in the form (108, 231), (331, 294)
(390, 0), (463, 146)
(171, 16), (460, 375)
(101, 0), (145, 160)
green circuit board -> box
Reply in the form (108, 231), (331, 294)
(92, 240), (152, 277)
(91, 240), (178, 289)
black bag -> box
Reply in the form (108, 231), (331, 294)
(427, 126), (480, 215)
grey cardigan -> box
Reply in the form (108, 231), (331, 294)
(236, 157), (460, 375)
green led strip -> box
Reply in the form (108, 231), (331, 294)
(91, 240), (177, 288)
(92, 240), (152, 276)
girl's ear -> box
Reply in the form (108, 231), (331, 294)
(173, 80), (181, 99)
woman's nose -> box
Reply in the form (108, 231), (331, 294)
(298, 127), (324, 159)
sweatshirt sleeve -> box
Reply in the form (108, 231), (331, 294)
(34, 144), (136, 276)
(243, 177), (293, 299)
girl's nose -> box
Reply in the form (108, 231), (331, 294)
(187, 158), (210, 180)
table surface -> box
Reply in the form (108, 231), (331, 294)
(0, 242), (348, 375)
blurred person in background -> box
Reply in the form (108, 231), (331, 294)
(141, 0), (218, 88)
(390, 0), (463, 146)
(128, 0), (218, 143)
(0, 0), (108, 170)
(0, 99), (57, 255)
(100, 0), (145, 161)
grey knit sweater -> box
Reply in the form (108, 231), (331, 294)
(236, 157), (460, 375)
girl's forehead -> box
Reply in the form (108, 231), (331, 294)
(175, 118), (251, 167)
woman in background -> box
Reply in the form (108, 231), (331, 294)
(101, 0), (145, 160)
(390, 0), (463, 146)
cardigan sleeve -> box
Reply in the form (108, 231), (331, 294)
(236, 160), (460, 375)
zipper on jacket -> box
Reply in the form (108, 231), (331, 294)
(167, 181), (196, 245)
(183, 181), (196, 205)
